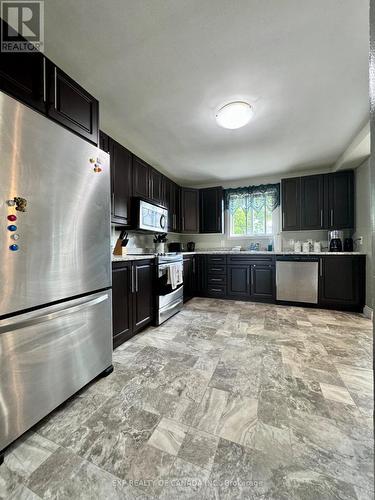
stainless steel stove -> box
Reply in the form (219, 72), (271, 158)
(155, 253), (183, 325)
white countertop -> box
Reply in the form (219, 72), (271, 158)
(181, 250), (365, 256)
(112, 254), (156, 262)
(112, 250), (365, 262)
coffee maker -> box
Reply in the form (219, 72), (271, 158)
(328, 230), (343, 252)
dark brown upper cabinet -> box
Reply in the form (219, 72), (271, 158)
(110, 138), (133, 226)
(165, 178), (179, 232)
(301, 175), (325, 230)
(132, 156), (150, 199)
(180, 188), (199, 233)
(99, 130), (110, 153)
(325, 170), (354, 229)
(149, 168), (165, 205)
(282, 171), (354, 232)
(47, 63), (99, 145)
(0, 51), (46, 112)
(200, 187), (223, 233)
(0, 20), (99, 145)
(281, 177), (301, 231)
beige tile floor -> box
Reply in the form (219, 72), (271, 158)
(0, 298), (373, 499)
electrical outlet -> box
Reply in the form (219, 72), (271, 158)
(358, 236), (363, 245)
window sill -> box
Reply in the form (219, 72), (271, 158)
(228, 235), (274, 239)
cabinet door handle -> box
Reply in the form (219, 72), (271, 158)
(54, 67), (57, 109)
(211, 278), (221, 282)
(193, 259), (196, 274)
(330, 209), (333, 227)
(182, 217), (185, 231)
(211, 288), (222, 292)
(251, 267), (254, 286)
(135, 267), (139, 292)
(319, 258), (323, 277)
(282, 211), (285, 228)
(211, 268), (222, 271)
(43, 58), (46, 102)
(218, 216), (221, 231)
(320, 209), (323, 228)
(131, 265), (135, 293)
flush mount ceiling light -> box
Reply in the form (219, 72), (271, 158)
(216, 101), (253, 129)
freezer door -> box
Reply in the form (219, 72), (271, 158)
(0, 290), (112, 452)
(0, 92), (111, 316)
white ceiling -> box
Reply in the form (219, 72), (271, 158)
(45, 0), (370, 185)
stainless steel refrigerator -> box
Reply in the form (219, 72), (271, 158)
(0, 92), (112, 457)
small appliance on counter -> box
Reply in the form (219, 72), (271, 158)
(313, 241), (321, 253)
(294, 241), (302, 253)
(186, 241), (195, 252)
(168, 242), (183, 252)
(329, 230), (343, 252)
(344, 238), (354, 252)
(302, 242), (310, 253)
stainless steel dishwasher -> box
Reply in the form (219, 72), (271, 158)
(276, 255), (319, 304)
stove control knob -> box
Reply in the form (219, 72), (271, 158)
(11, 234), (20, 241)
(9, 244), (19, 251)
(7, 215), (17, 222)
(7, 225), (17, 231)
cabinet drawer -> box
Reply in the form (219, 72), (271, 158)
(208, 275), (227, 285)
(207, 264), (227, 275)
(207, 255), (226, 265)
(207, 285), (226, 296)
(227, 255), (274, 265)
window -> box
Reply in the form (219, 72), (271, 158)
(224, 184), (280, 238)
(229, 194), (273, 236)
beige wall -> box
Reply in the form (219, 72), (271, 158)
(353, 158), (373, 309)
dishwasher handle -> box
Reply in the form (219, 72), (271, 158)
(276, 255), (319, 262)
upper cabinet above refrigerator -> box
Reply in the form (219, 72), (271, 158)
(46, 63), (99, 145)
(0, 21), (99, 145)
(0, 51), (46, 112)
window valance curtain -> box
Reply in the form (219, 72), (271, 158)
(224, 183), (280, 213)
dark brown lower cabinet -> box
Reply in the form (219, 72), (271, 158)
(319, 256), (365, 311)
(112, 262), (133, 348)
(133, 261), (154, 333)
(227, 262), (275, 302)
(183, 255), (196, 302)
(112, 259), (154, 348)
(227, 265), (250, 298)
(250, 264), (275, 301)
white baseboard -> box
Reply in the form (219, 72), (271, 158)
(363, 305), (373, 320)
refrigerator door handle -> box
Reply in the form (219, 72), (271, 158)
(43, 58), (47, 102)
(0, 293), (109, 334)
(54, 67), (58, 109)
